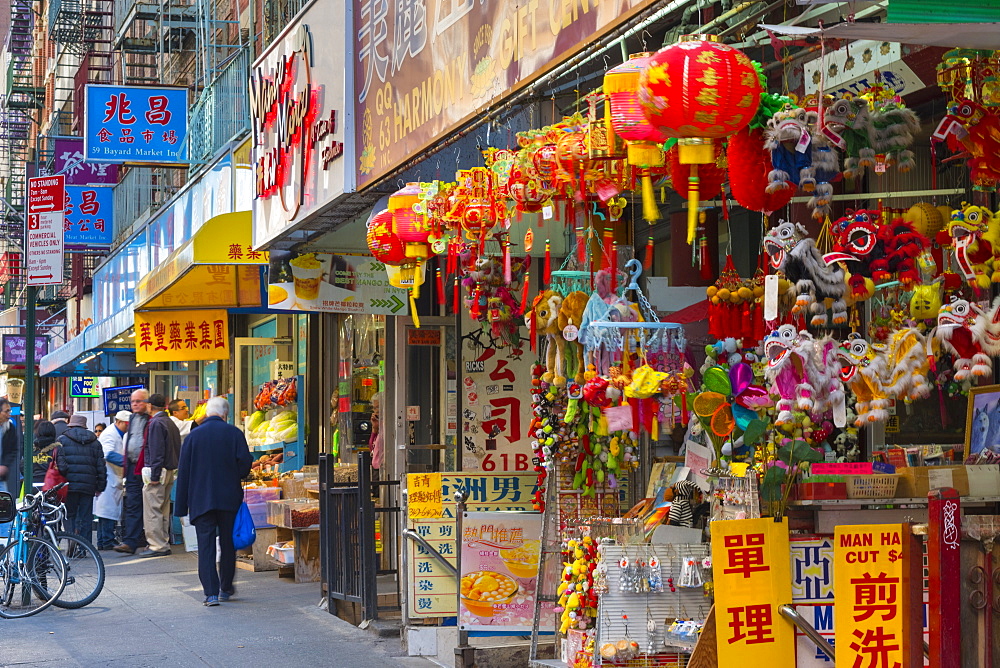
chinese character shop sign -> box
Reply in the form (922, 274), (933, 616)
(64, 186), (113, 247)
(834, 524), (921, 668)
(25, 175), (65, 286)
(134, 309), (230, 364)
(710, 518), (795, 664)
(250, 18), (349, 248)
(84, 85), (188, 163)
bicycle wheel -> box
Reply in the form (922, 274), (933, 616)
(0, 537), (67, 618)
(45, 532), (105, 609)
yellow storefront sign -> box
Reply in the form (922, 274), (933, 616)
(408, 472), (444, 519)
(710, 518), (795, 664)
(134, 309), (230, 364)
(406, 472), (538, 618)
(834, 523), (919, 668)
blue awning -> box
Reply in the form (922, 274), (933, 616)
(40, 309), (140, 377)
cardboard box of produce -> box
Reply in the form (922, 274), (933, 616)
(896, 466), (969, 498)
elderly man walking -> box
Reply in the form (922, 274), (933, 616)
(139, 394), (181, 557)
(174, 397), (252, 606)
(115, 389), (150, 554)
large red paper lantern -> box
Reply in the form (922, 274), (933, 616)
(639, 35), (762, 243)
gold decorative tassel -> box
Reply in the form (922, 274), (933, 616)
(642, 173), (660, 222)
(687, 165), (700, 245)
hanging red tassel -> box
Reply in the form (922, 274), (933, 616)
(522, 270), (531, 312)
(453, 276), (460, 311)
(577, 225), (587, 265)
(470, 287), (482, 320)
(544, 240), (552, 286)
(643, 236), (654, 271)
(436, 266), (445, 306)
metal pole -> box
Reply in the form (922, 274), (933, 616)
(22, 285), (36, 492)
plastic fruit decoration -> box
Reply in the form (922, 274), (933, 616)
(639, 35), (762, 244)
(604, 53), (670, 221)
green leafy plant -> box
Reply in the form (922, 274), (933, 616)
(760, 440), (825, 516)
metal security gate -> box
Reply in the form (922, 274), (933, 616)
(319, 452), (400, 621)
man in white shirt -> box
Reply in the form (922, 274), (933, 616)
(168, 399), (193, 441)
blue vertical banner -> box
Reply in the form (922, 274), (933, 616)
(84, 84), (189, 163)
(64, 185), (114, 247)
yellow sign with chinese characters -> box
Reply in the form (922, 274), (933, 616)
(710, 518), (795, 664)
(406, 472), (538, 618)
(834, 523), (919, 668)
(134, 309), (230, 363)
(408, 472), (444, 519)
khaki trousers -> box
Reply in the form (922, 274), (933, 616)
(142, 469), (175, 552)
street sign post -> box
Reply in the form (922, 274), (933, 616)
(25, 175), (65, 286)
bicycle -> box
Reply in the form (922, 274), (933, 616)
(31, 493), (105, 608)
(0, 486), (68, 618)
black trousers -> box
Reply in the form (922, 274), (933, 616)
(63, 491), (94, 540)
(193, 510), (237, 598)
(122, 465), (144, 549)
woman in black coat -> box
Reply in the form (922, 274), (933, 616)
(31, 420), (58, 485)
(56, 415), (107, 540)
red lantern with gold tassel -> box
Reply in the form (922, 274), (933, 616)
(639, 36), (762, 244)
(604, 53), (670, 222)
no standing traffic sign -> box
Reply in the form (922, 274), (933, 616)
(25, 175), (65, 286)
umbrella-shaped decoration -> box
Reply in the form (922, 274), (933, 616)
(691, 363), (769, 459)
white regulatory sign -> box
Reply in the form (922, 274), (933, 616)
(26, 176), (65, 286)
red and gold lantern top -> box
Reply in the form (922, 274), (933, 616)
(638, 35), (762, 139)
(389, 182), (429, 243)
(604, 53), (669, 146)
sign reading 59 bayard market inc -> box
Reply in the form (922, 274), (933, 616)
(250, 18), (350, 249)
(84, 85), (188, 163)
(353, 0), (657, 188)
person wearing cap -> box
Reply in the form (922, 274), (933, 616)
(51, 410), (70, 437)
(139, 393), (181, 557)
(114, 389), (150, 554)
(94, 411), (130, 550)
(56, 414), (106, 541)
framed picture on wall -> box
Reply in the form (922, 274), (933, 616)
(965, 384), (1000, 459)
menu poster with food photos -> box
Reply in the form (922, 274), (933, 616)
(459, 511), (553, 632)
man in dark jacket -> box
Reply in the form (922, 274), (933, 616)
(0, 399), (19, 537)
(114, 389), (150, 554)
(56, 414), (106, 540)
(174, 396), (252, 606)
(139, 393), (181, 557)
(51, 411), (70, 437)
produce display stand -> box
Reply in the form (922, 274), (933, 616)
(247, 374), (306, 474)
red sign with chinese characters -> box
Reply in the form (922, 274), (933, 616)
(133, 308), (230, 364)
(834, 523), (923, 668)
(710, 518), (796, 664)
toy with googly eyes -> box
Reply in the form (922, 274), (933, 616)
(763, 220), (848, 327)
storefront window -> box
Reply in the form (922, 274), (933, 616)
(336, 314), (384, 459)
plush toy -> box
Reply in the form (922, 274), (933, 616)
(763, 220), (847, 326)
(762, 105), (839, 219)
(933, 296), (992, 381)
(823, 93), (919, 178)
(910, 281), (943, 320)
(825, 209), (927, 291)
(558, 291), (590, 384)
(973, 295), (1000, 356)
(666, 480), (699, 527)
(881, 327), (932, 402)
(944, 203), (1000, 290)
(763, 324), (814, 425)
(935, 98), (1000, 190)
(838, 335), (890, 425)
(532, 290), (566, 385)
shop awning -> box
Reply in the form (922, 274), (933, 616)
(760, 22), (1000, 50)
(135, 211), (268, 311)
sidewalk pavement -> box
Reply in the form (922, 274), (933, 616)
(3, 547), (433, 668)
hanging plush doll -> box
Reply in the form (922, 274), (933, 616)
(944, 203), (1000, 290)
(763, 105), (839, 219)
(763, 324), (814, 425)
(972, 295), (1000, 355)
(932, 296), (992, 381)
(823, 94), (919, 178)
(763, 220), (848, 326)
(838, 334), (890, 425)
(666, 480), (699, 527)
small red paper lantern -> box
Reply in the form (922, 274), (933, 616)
(639, 35), (762, 243)
(366, 209), (408, 265)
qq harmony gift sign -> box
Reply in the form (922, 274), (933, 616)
(25, 175), (66, 286)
